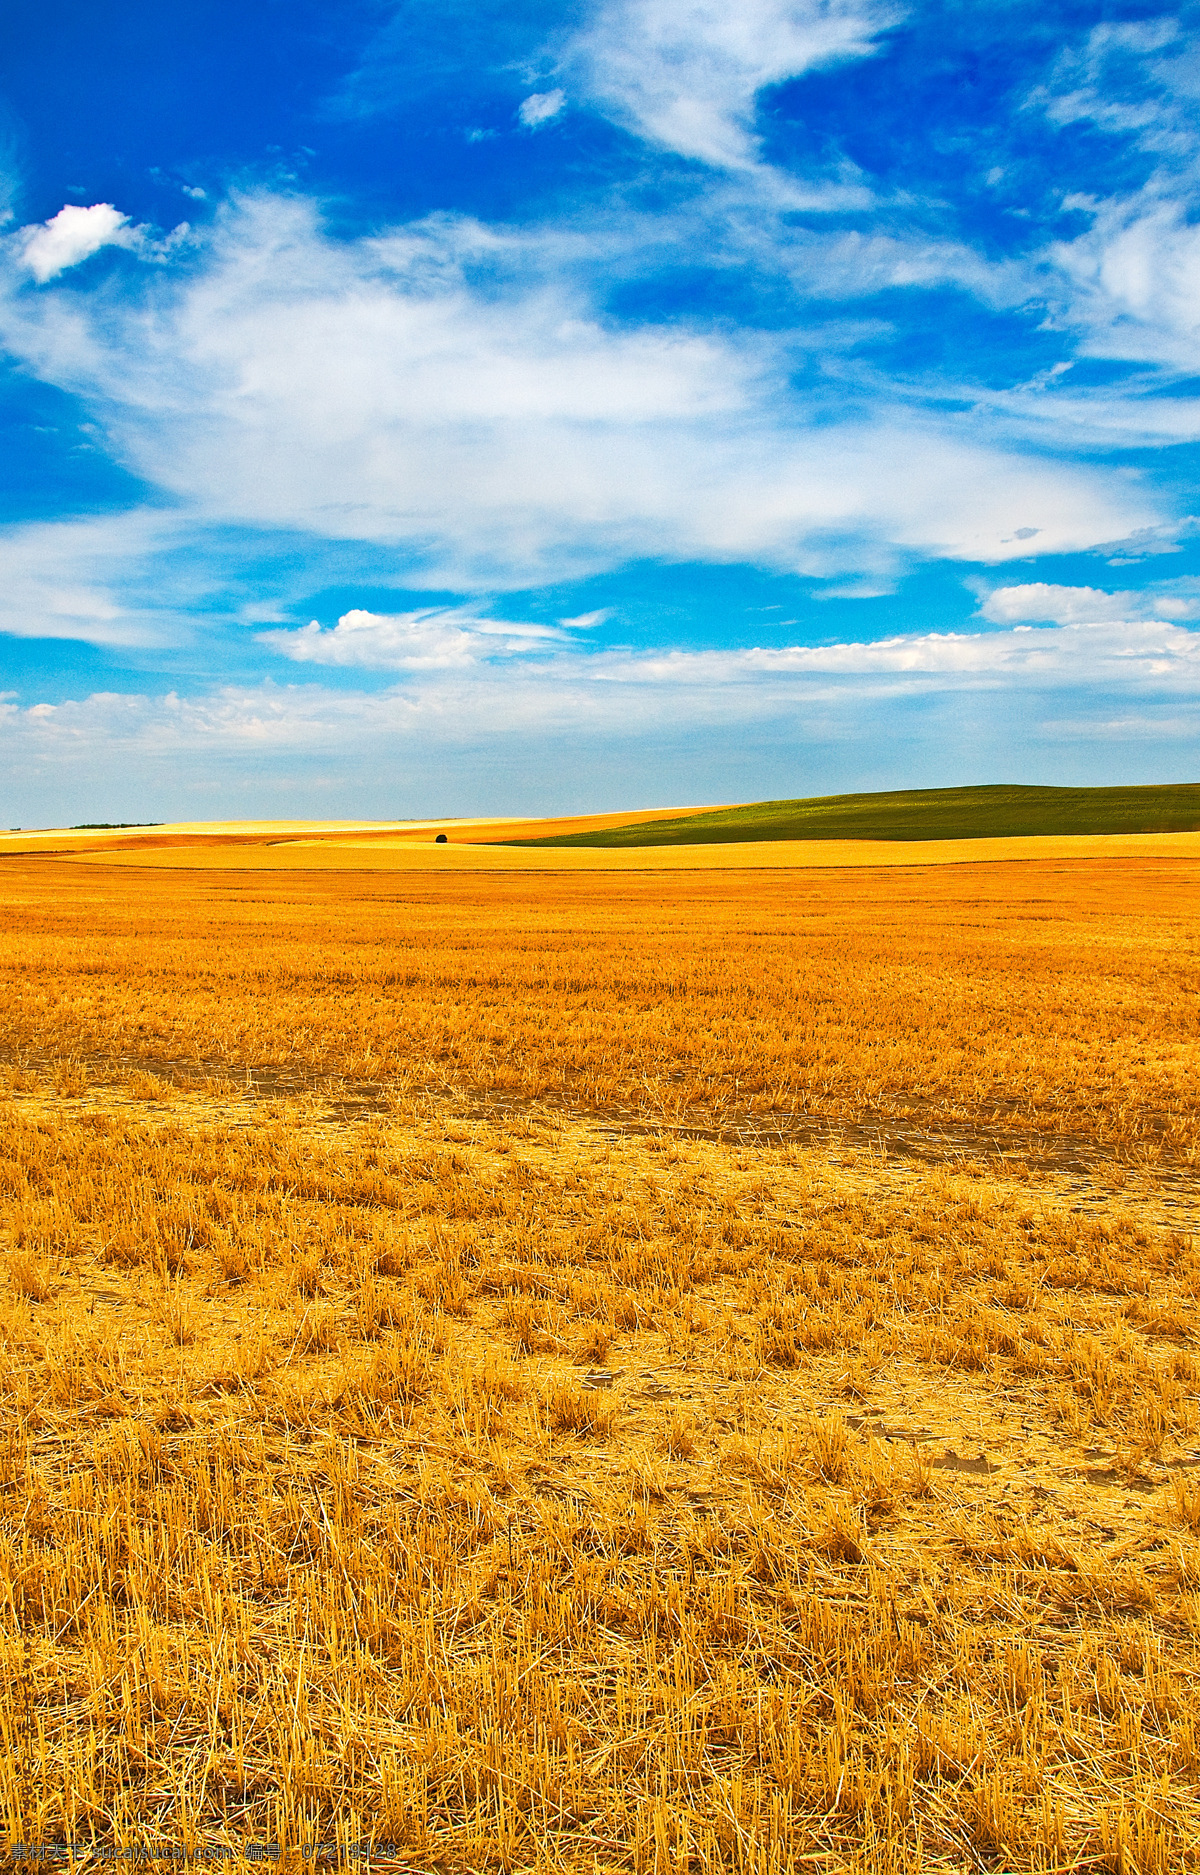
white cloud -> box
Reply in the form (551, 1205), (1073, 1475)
(1041, 710), (1200, 742)
(1048, 197), (1200, 371)
(569, 0), (899, 169)
(590, 613), (1200, 689)
(20, 203), (135, 283)
(6, 613), (1200, 824)
(1030, 21), (1200, 375)
(518, 89), (566, 128)
(587, 616), (1200, 685)
(774, 227), (1026, 303)
(260, 606), (564, 668)
(0, 193), (1159, 592)
(0, 512), (183, 645)
(7, 615), (1200, 765)
(980, 582), (1200, 627)
(1035, 19), (1190, 152)
(961, 378), (1200, 453)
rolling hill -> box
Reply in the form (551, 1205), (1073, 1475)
(500, 782), (1200, 847)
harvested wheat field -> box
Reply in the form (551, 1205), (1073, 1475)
(1, 838), (1200, 1873)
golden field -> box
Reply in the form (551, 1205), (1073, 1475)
(1, 833), (1200, 1873)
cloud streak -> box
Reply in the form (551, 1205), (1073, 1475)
(8, 616), (1200, 770)
(261, 606), (566, 668)
(0, 192), (1161, 595)
(0, 512), (187, 646)
(568, 0), (899, 169)
(7, 609), (1199, 825)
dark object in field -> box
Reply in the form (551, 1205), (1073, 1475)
(435, 833), (448, 843)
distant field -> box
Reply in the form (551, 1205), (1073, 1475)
(6, 787), (1200, 869)
(0, 803), (695, 854)
(505, 781), (1200, 846)
(63, 828), (1200, 872)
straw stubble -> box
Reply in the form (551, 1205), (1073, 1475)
(0, 852), (1197, 1870)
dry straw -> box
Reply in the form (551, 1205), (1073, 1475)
(0, 852), (1197, 1870)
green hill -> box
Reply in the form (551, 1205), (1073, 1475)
(504, 783), (1200, 847)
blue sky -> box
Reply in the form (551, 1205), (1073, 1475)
(2, 0), (1199, 821)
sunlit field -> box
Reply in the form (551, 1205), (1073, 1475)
(2, 836), (1199, 1872)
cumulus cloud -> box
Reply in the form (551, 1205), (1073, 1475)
(980, 582), (1200, 627)
(518, 89), (566, 128)
(260, 606), (564, 668)
(569, 0), (899, 169)
(20, 203), (136, 282)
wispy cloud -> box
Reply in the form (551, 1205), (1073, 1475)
(588, 616), (1200, 686)
(251, 610), (1200, 705)
(568, 0), (899, 170)
(518, 89), (566, 128)
(1033, 18), (1194, 156)
(0, 512), (186, 646)
(1030, 18), (1200, 373)
(260, 606), (565, 668)
(1047, 196), (1200, 372)
(0, 192), (1159, 596)
(7, 608), (1200, 823)
(10, 616), (1200, 770)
